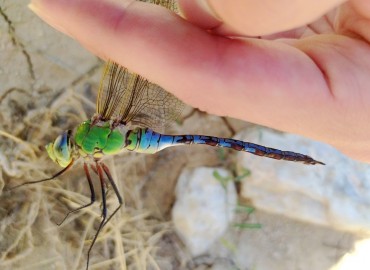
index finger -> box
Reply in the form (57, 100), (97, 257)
(29, 0), (330, 136)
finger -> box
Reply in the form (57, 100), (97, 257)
(351, 0), (370, 19)
(177, 0), (222, 31)
(178, 0), (346, 36)
(348, 0), (370, 42)
(29, 0), (331, 137)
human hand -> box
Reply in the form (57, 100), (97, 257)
(29, 0), (370, 163)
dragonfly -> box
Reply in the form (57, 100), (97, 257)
(10, 60), (324, 269)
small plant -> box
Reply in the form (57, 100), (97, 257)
(212, 166), (251, 189)
(233, 204), (262, 229)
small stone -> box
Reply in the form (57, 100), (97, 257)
(172, 167), (237, 256)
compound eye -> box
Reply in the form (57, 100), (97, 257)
(53, 132), (71, 166)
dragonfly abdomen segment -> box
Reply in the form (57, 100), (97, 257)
(197, 135), (322, 165)
(169, 134), (323, 165)
(124, 129), (323, 165)
(125, 128), (175, 154)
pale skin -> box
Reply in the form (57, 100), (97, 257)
(30, 0), (370, 163)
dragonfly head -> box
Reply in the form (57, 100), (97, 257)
(46, 130), (74, 168)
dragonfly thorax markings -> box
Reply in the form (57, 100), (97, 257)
(124, 128), (141, 151)
(74, 120), (127, 157)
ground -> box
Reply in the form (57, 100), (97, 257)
(0, 1), (366, 270)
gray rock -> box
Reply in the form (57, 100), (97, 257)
(172, 167), (237, 256)
(236, 128), (370, 232)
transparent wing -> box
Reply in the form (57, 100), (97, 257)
(139, 0), (178, 13)
(96, 61), (184, 132)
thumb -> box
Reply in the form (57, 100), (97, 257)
(178, 0), (346, 36)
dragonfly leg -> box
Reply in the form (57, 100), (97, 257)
(6, 161), (74, 191)
(101, 163), (123, 228)
(90, 164), (98, 174)
(86, 162), (107, 270)
(56, 163), (96, 226)
(91, 163), (110, 196)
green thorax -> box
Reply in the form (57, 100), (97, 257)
(75, 120), (125, 157)
(74, 120), (175, 158)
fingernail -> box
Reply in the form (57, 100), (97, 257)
(28, 2), (71, 35)
(196, 0), (221, 20)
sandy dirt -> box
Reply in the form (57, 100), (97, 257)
(0, 1), (365, 270)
